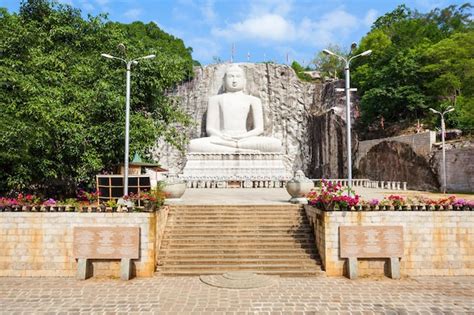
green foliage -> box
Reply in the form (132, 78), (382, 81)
(290, 61), (312, 82)
(312, 44), (348, 79)
(351, 3), (473, 133)
(0, 0), (194, 196)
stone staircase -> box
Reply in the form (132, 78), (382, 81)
(156, 204), (323, 276)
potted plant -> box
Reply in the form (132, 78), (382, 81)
(105, 199), (118, 212)
(42, 198), (56, 211)
(368, 199), (379, 211)
(379, 199), (390, 210)
(388, 195), (406, 210)
(307, 180), (359, 211)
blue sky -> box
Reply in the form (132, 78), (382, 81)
(2, 0), (470, 65)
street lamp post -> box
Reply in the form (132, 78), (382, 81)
(322, 49), (372, 196)
(101, 52), (156, 197)
(429, 106), (454, 194)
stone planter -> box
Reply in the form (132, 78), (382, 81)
(286, 170), (314, 204)
(163, 175), (187, 203)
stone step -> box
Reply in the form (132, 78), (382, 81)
(168, 222), (309, 227)
(169, 216), (308, 221)
(159, 259), (321, 266)
(159, 248), (319, 255)
(156, 269), (324, 277)
(169, 218), (308, 223)
(167, 227), (311, 232)
(168, 210), (305, 215)
(164, 230), (312, 239)
(169, 205), (303, 210)
(160, 241), (316, 248)
(162, 238), (314, 244)
(166, 230), (312, 235)
(157, 263), (321, 271)
(159, 255), (320, 263)
(158, 204), (320, 277)
(160, 254), (320, 261)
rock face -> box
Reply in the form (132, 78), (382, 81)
(358, 141), (439, 190)
(155, 63), (346, 175)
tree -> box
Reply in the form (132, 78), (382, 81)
(421, 31), (474, 131)
(312, 44), (348, 79)
(290, 61), (312, 82)
(0, 0), (194, 196)
(351, 3), (473, 134)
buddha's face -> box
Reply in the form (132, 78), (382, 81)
(224, 67), (245, 92)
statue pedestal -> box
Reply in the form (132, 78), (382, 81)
(181, 153), (290, 188)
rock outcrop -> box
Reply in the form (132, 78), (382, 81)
(358, 141), (439, 191)
(155, 63), (348, 175)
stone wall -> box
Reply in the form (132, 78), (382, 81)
(0, 212), (162, 278)
(305, 206), (474, 277)
(432, 144), (474, 193)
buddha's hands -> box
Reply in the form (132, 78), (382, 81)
(221, 133), (249, 141)
(219, 133), (237, 141)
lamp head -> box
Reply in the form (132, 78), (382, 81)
(360, 50), (372, 56)
(322, 49), (335, 56)
(446, 106), (455, 113)
(142, 54), (156, 60)
(101, 53), (114, 59)
(429, 108), (439, 114)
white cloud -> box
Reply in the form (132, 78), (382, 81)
(363, 9), (378, 27)
(211, 8), (360, 47)
(212, 13), (295, 41)
(123, 8), (142, 20)
(297, 9), (360, 45)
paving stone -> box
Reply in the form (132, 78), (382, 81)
(0, 276), (473, 314)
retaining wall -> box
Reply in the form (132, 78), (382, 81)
(433, 146), (474, 193)
(305, 206), (474, 277)
(0, 211), (170, 278)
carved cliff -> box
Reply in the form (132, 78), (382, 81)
(154, 63), (348, 176)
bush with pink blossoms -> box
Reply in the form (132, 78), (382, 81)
(307, 180), (360, 210)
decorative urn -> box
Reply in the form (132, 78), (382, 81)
(286, 170), (314, 204)
(163, 173), (187, 202)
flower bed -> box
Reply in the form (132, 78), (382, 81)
(307, 180), (474, 211)
(0, 188), (167, 213)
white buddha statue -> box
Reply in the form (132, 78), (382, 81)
(188, 65), (283, 153)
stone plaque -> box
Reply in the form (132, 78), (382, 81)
(340, 226), (403, 258)
(73, 227), (139, 259)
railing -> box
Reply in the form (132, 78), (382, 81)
(311, 179), (407, 190)
(183, 178), (407, 190)
(185, 179), (288, 189)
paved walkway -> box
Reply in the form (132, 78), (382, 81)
(1, 276), (473, 314)
(176, 188), (474, 205)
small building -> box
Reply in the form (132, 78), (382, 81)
(120, 153), (168, 187)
